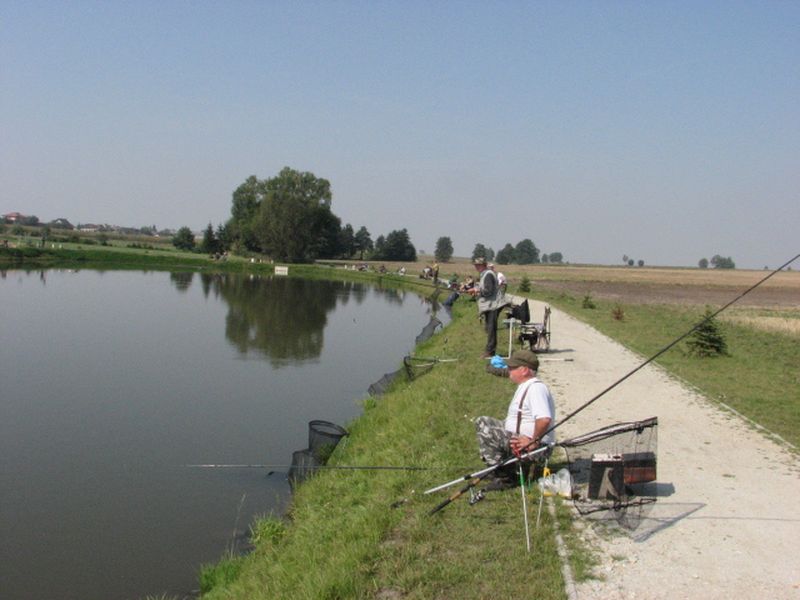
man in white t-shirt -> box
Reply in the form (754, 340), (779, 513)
(474, 349), (555, 490)
(489, 263), (507, 290)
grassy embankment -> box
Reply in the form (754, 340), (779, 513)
(0, 241), (233, 270)
(197, 294), (584, 599)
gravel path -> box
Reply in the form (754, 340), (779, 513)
(525, 300), (800, 599)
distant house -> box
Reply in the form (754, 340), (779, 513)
(77, 223), (100, 232)
(49, 218), (74, 230)
(4, 212), (24, 223)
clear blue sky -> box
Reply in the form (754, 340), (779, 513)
(2, 1), (798, 268)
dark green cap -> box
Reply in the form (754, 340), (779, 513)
(506, 349), (539, 371)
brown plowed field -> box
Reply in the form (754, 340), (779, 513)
(351, 258), (800, 309)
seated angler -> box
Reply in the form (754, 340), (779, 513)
(474, 349), (556, 490)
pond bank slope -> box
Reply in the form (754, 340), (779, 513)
(200, 296), (576, 599)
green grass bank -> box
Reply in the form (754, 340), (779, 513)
(198, 296), (582, 599)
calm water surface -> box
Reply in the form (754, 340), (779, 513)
(0, 269), (446, 599)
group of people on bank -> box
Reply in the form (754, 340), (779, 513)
(467, 256), (555, 493)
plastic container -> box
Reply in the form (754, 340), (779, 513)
(538, 468), (573, 498)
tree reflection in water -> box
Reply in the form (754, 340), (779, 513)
(180, 273), (441, 366)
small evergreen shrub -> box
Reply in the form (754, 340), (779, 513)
(582, 293), (596, 309)
(686, 307), (728, 357)
(518, 276), (531, 293)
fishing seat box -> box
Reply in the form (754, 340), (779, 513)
(588, 454), (624, 500)
(588, 452), (657, 499)
(622, 451), (657, 485)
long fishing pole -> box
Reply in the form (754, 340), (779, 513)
(425, 440), (555, 495)
(531, 252), (799, 445)
(407, 356), (459, 363)
(427, 254), (798, 514)
(425, 418), (658, 496)
(186, 463), (467, 472)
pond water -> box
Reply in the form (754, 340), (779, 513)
(0, 269), (446, 599)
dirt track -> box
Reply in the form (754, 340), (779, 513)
(531, 300), (800, 599)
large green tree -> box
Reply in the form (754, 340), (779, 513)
(434, 236), (454, 262)
(253, 168), (334, 262)
(472, 243), (488, 261)
(354, 226), (373, 260)
(339, 224), (355, 258)
(200, 223), (220, 254)
(228, 175), (262, 251)
(710, 255), (735, 269)
(495, 243), (515, 264)
(173, 226), (196, 251)
(374, 229), (416, 261)
(514, 238), (539, 264)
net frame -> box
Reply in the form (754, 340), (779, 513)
(559, 417), (658, 530)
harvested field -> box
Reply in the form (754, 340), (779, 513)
(530, 278), (798, 308)
(720, 313), (800, 336)
(333, 258), (800, 309)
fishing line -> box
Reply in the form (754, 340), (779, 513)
(427, 253), (798, 514)
(185, 463), (468, 472)
(534, 252), (799, 444)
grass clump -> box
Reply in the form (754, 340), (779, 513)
(199, 557), (245, 594)
(611, 304), (625, 321)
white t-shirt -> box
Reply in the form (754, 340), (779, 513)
(503, 377), (555, 444)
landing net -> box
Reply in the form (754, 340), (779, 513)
(559, 417), (658, 531)
(367, 317), (444, 397)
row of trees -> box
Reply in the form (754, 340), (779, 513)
(621, 254), (736, 269)
(469, 240), (564, 265)
(622, 255), (645, 267)
(699, 255), (735, 269)
(177, 167), (416, 262)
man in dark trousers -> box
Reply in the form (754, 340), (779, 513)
(469, 257), (506, 358)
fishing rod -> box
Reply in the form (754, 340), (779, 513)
(407, 355), (459, 363)
(427, 254), (798, 514)
(425, 418), (658, 496)
(426, 445), (552, 515)
(186, 463), (468, 472)
(531, 252), (799, 446)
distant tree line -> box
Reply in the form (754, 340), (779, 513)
(698, 255), (735, 269)
(470, 239), (564, 265)
(621, 255), (645, 267)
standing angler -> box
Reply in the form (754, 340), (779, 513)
(470, 257), (507, 358)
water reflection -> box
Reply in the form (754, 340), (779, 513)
(188, 274), (442, 366)
(170, 270), (195, 291)
(0, 269), (448, 600)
